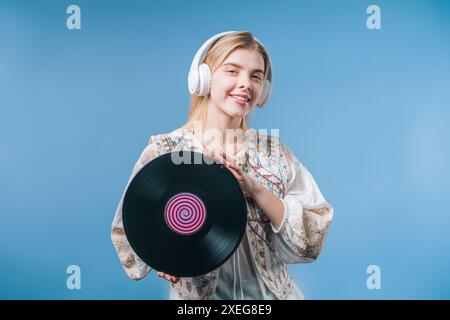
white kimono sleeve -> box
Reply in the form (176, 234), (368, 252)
(111, 136), (160, 280)
(270, 144), (334, 264)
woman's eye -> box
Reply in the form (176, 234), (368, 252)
(226, 69), (261, 81)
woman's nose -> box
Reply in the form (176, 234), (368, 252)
(237, 74), (252, 90)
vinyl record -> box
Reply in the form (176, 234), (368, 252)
(122, 151), (248, 277)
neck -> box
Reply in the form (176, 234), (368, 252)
(203, 101), (245, 146)
(190, 101), (247, 153)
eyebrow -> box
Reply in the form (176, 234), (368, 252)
(222, 62), (264, 74)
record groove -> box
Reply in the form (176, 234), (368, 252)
(122, 151), (247, 277)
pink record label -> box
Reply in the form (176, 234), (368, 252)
(164, 192), (206, 235)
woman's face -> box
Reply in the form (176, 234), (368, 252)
(209, 48), (266, 119)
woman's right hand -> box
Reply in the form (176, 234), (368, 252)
(157, 271), (179, 284)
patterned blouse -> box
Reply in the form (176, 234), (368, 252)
(111, 127), (334, 300)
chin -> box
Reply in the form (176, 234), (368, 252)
(225, 109), (246, 119)
(226, 104), (247, 117)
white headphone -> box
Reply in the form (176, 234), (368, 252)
(188, 31), (272, 108)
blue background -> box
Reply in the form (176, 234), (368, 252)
(1, 0), (449, 299)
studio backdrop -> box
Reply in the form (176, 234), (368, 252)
(1, 0), (450, 299)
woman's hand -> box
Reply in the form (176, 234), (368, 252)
(206, 149), (263, 198)
(157, 271), (179, 284)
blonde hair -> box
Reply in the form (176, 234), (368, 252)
(181, 31), (272, 131)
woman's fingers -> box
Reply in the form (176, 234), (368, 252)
(157, 271), (179, 283)
(226, 160), (242, 174)
(220, 150), (236, 165)
(211, 150), (225, 164)
(205, 148), (237, 166)
(205, 149), (244, 182)
(205, 150), (223, 164)
(167, 275), (179, 283)
(225, 164), (244, 182)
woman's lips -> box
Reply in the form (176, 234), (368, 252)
(229, 95), (249, 105)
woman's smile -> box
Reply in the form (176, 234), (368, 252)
(229, 94), (249, 105)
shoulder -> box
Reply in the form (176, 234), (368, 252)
(145, 128), (192, 155)
(147, 128), (186, 146)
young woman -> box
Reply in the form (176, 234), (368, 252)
(111, 31), (334, 300)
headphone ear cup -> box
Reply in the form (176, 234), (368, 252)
(188, 68), (199, 95)
(257, 79), (271, 108)
(198, 63), (212, 96)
